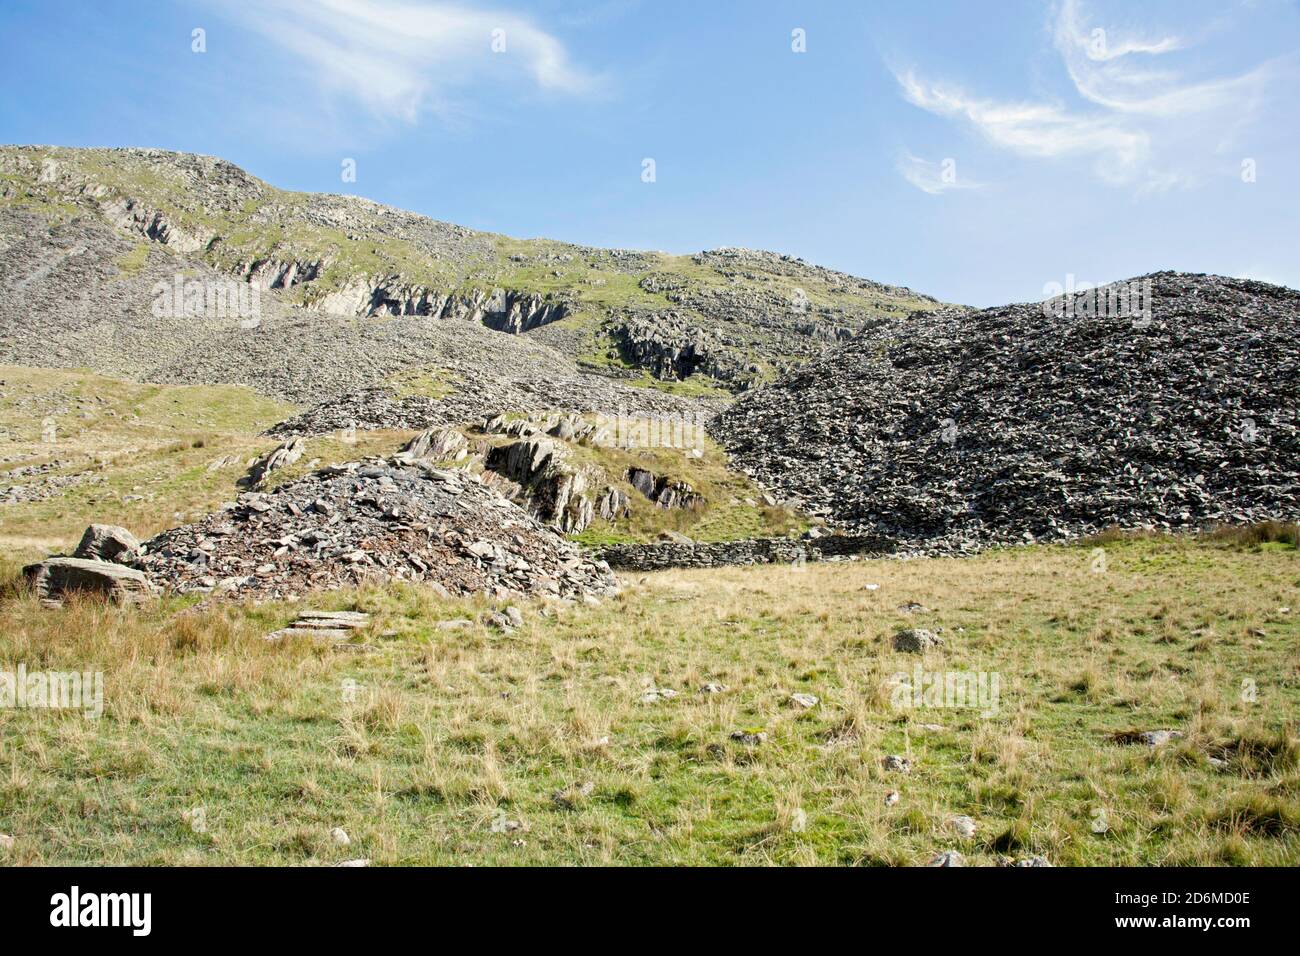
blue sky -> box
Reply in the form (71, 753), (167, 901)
(2, 0), (1297, 305)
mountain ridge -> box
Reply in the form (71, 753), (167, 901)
(0, 144), (941, 400)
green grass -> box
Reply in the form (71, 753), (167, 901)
(112, 241), (152, 278)
(0, 366), (294, 551)
(0, 533), (1295, 865)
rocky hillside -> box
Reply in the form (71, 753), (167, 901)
(0, 146), (938, 403)
(712, 272), (1300, 551)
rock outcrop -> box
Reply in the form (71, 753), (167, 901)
(626, 468), (702, 510)
(72, 524), (141, 563)
(24, 557), (152, 605)
(484, 438), (595, 534)
(243, 436), (305, 488)
(394, 427), (469, 463)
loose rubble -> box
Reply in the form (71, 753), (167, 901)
(135, 454), (618, 602)
(713, 273), (1300, 551)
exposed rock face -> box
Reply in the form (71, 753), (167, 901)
(136, 456), (617, 602)
(24, 557), (152, 604)
(101, 196), (211, 254)
(484, 439), (595, 533)
(394, 427), (468, 463)
(243, 257), (323, 290)
(595, 486), (630, 521)
(712, 273), (1300, 551)
(611, 314), (749, 384)
(626, 468), (702, 510)
(73, 524), (141, 563)
(243, 436), (305, 488)
(309, 280), (567, 331)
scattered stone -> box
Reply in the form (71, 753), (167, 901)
(268, 609), (370, 643)
(434, 618), (474, 630)
(883, 754), (912, 773)
(640, 686), (679, 704)
(330, 827), (351, 846)
(893, 628), (943, 653)
(730, 730), (767, 746)
(948, 815), (977, 839)
(488, 606), (525, 630)
(490, 812), (522, 833)
(551, 781), (595, 810)
(656, 530), (695, 545)
(884, 790), (900, 807)
(789, 692), (819, 709)
(700, 682), (727, 694)
(335, 859), (370, 868)
(927, 850), (965, 867)
(1138, 730), (1185, 747)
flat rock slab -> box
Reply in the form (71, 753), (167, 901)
(294, 611), (371, 630)
(265, 627), (357, 643)
(23, 557), (151, 605)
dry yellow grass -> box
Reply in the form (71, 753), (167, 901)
(0, 534), (1295, 866)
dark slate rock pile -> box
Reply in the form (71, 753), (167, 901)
(711, 273), (1300, 552)
(136, 456), (618, 601)
(265, 362), (717, 437)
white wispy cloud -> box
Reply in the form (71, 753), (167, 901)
(896, 152), (984, 195)
(1053, 0), (1270, 116)
(896, 68), (1149, 185)
(222, 0), (598, 122)
(894, 0), (1292, 191)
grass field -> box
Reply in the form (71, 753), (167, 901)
(1, 532), (1295, 866)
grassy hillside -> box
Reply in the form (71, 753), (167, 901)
(0, 532), (1294, 865)
(0, 366), (294, 554)
(0, 366), (802, 556)
(0, 146), (943, 396)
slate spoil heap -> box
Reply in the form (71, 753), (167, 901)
(137, 456), (618, 601)
(712, 273), (1300, 551)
